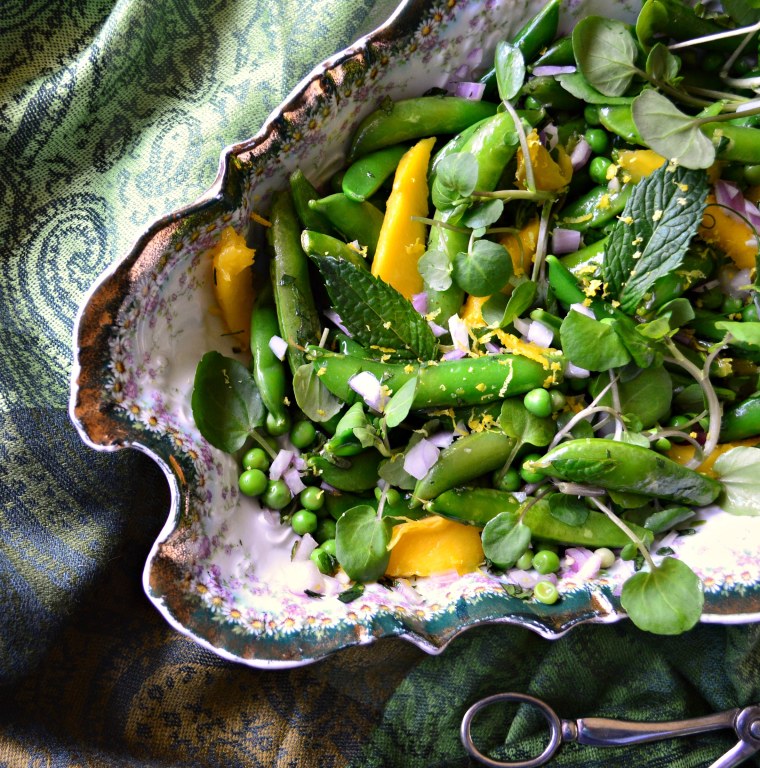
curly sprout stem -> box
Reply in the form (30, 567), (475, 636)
(549, 377), (616, 450)
(501, 98), (536, 193)
(591, 496), (656, 571)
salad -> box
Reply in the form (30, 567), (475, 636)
(191, 0), (760, 636)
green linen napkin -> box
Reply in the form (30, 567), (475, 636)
(1, 1), (758, 766)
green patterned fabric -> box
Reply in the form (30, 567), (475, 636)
(1, 1), (758, 766)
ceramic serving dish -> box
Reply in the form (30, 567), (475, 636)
(70, 0), (760, 668)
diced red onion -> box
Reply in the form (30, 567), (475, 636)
(292, 455), (307, 471)
(540, 123), (559, 152)
(576, 552), (603, 580)
(719, 265), (752, 299)
(715, 179), (744, 212)
(403, 438), (440, 480)
(268, 335), (288, 361)
(505, 569), (542, 588)
(561, 547), (595, 575)
(656, 530), (680, 552)
(570, 137), (592, 170)
(565, 362), (591, 379)
(320, 480), (338, 492)
(736, 97), (760, 113)
(394, 577), (425, 604)
(485, 341), (502, 354)
(428, 430), (455, 449)
(527, 319), (554, 347)
(292, 533), (318, 561)
(412, 291), (429, 315)
(449, 314), (470, 351)
(269, 449), (294, 480)
(322, 309), (352, 337)
(348, 370), (387, 412)
(551, 227), (582, 255)
(743, 198), (760, 231)
(454, 81), (485, 100)
(532, 65), (576, 76)
(429, 321), (448, 337)
(607, 176), (621, 193)
(513, 316), (532, 337)
(283, 467), (306, 495)
(570, 302), (595, 318)
(452, 63), (470, 81)
(442, 348), (467, 361)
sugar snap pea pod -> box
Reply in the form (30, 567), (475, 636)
(560, 237), (606, 274)
(308, 347), (560, 409)
(557, 183), (632, 231)
(348, 97), (498, 161)
(598, 106), (644, 146)
(289, 170), (333, 235)
(300, 229), (368, 271)
(689, 311), (760, 361)
(333, 332), (368, 358)
(413, 431), (516, 504)
(342, 144), (408, 202)
(528, 438), (722, 506)
(521, 498), (654, 548)
(720, 394), (760, 441)
(532, 35), (575, 67)
(426, 111), (527, 322)
(268, 190), (322, 373)
(546, 254), (585, 306)
(307, 448), (383, 492)
(307, 194), (384, 257)
(480, 0), (561, 95)
(427, 487), (521, 526)
(521, 76), (583, 111)
(250, 284), (289, 434)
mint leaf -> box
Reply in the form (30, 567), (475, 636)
(713, 446), (760, 515)
(191, 352), (264, 453)
(312, 255), (437, 359)
(603, 163), (709, 313)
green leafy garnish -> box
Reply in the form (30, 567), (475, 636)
(714, 321), (760, 347)
(557, 73), (634, 105)
(713, 447), (760, 515)
(620, 556), (704, 634)
(418, 248), (452, 292)
(312, 255), (437, 359)
(589, 366), (672, 428)
(293, 363), (343, 423)
(603, 162), (709, 313)
(494, 40), (526, 101)
(335, 505), (391, 582)
(560, 311), (632, 371)
(482, 511), (532, 569)
(549, 494), (590, 526)
(431, 153), (478, 210)
(572, 16), (639, 97)
(482, 281), (537, 328)
(453, 239), (512, 297)
(191, 351), (264, 452)
(384, 377), (418, 429)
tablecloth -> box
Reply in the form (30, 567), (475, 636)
(1, 1), (759, 765)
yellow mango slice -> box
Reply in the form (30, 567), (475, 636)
(613, 149), (665, 182)
(385, 515), (483, 577)
(699, 193), (758, 269)
(501, 218), (540, 277)
(371, 137), (436, 298)
(460, 294), (490, 329)
(212, 226), (256, 346)
(667, 438), (760, 477)
(516, 130), (573, 192)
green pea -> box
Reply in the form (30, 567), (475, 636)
(698, 284), (724, 310)
(524, 95), (543, 110)
(534, 580), (559, 605)
(494, 466), (522, 492)
(744, 164), (760, 185)
(703, 52), (723, 73)
(262, 479), (292, 510)
(314, 518), (337, 543)
(310, 546), (335, 574)
(266, 410), (291, 436)
(584, 105), (601, 126)
(595, 547), (616, 569)
(549, 390), (566, 412)
(742, 302), (759, 322)
(516, 551), (534, 570)
(290, 419), (317, 449)
(238, 468), (268, 497)
(520, 453), (545, 483)
(584, 128), (609, 155)
(242, 447), (270, 472)
(299, 486), (325, 512)
(321, 538), (337, 557)
(375, 486), (401, 506)
(722, 296), (744, 315)
(589, 156), (613, 185)
(532, 549), (560, 574)
(291, 509), (318, 535)
(654, 437), (672, 452)
(524, 388), (552, 418)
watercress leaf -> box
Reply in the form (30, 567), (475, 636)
(461, 199), (504, 229)
(620, 557), (704, 634)
(722, 0), (760, 26)
(645, 42), (680, 84)
(556, 73), (635, 105)
(191, 351), (264, 453)
(548, 494), (589, 526)
(335, 504), (391, 582)
(312, 255), (438, 359)
(631, 89), (715, 169)
(385, 377), (418, 429)
(611, 317), (661, 368)
(453, 239), (512, 297)
(482, 511), (531, 569)
(572, 16), (639, 97)
(292, 363), (343, 423)
(500, 398), (555, 447)
(432, 152), (479, 210)
(644, 506), (695, 534)
(418, 248), (453, 292)
(482, 281), (538, 328)
(495, 41), (526, 101)
(546, 457), (617, 482)
(589, 365), (672, 428)
(559, 310), (632, 371)
(603, 161), (710, 313)
(378, 420), (440, 490)
(637, 316), (673, 340)
(714, 320), (760, 347)
(657, 297), (695, 330)
(713, 446), (760, 515)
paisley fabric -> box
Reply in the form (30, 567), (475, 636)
(0, 1), (758, 766)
